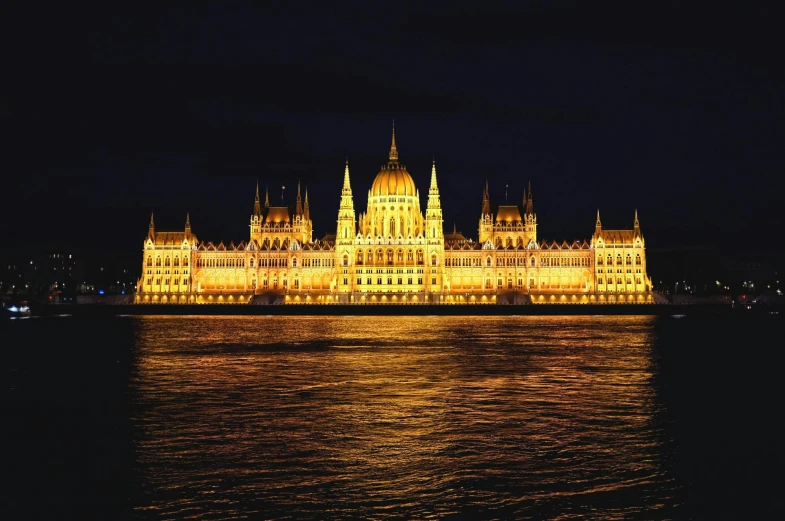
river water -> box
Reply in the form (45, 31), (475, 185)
(2, 314), (782, 520)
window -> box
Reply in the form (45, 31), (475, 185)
(598, 278), (604, 285)
(343, 278), (347, 285)
(398, 277), (403, 285)
(387, 277), (392, 285)
(530, 257), (535, 267)
(156, 257), (162, 267)
(342, 255), (348, 266)
(597, 255), (603, 265)
(292, 257), (297, 267)
(183, 278), (188, 286)
(431, 255), (437, 266)
(377, 277), (382, 284)
(165, 257), (171, 267)
(636, 254), (641, 265)
(417, 277), (422, 284)
(486, 257), (492, 267)
(146, 257), (152, 267)
(408, 277), (412, 284)
(357, 250), (363, 264)
(432, 277), (436, 285)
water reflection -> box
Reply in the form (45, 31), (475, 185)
(130, 315), (680, 520)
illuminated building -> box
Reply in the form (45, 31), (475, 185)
(135, 126), (652, 304)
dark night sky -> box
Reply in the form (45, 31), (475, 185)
(5, 2), (784, 270)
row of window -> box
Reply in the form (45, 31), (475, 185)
(597, 278), (643, 285)
(147, 278), (190, 286)
(597, 254), (642, 266)
(146, 256), (189, 267)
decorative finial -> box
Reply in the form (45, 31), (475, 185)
(149, 211), (154, 227)
(596, 209), (601, 226)
(264, 186), (270, 208)
(389, 120), (398, 161)
(185, 212), (190, 227)
(255, 178), (260, 200)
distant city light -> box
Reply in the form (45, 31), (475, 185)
(99, 289), (105, 295)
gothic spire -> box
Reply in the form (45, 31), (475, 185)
(481, 179), (491, 215)
(185, 212), (191, 238)
(264, 186), (270, 209)
(253, 180), (262, 216)
(343, 158), (352, 194)
(525, 180), (534, 215)
(304, 187), (310, 221)
(430, 159), (439, 191)
(427, 159), (441, 210)
(148, 211), (155, 239)
(295, 179), (303, 215)
(389, 120), (398, 162)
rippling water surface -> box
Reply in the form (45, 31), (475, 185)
(4, 314), (783, 520)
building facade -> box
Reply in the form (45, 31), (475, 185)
(135, 128), (652, 304)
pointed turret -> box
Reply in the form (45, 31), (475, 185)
(389, 121), (398, 162)
(337, 158), (356, 245)
(427, 159), (441, 209)
(341, 158), (353, 196)
(522, 188), (527, 208)
(525, 180), (534, 216)
(295, 180), (303, 216)
(185, 212), (191, 239)
(148, 211), (155, 239)
(633, 209), (640, 236)
(264, 186), (270, 209)
(481, 179), (491, 216)
(595, 209), (602, 236)
(253, 180), (262, 216)
(426, 159), (443, 243)
(304, 187), (310, 221)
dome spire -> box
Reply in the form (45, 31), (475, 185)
(389, 120), (398, 162)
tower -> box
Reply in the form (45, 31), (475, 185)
(425, 159), (443, 242)
(250, 180), (263, 243)
(336, 159), (356, 244)
(524, 180), (537, 243)
(479, 180), (493, 243)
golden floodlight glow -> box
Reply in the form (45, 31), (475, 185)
(135, 128), (653, 305)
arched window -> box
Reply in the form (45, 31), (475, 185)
(635, 254), (641, 265)
(249, 257), (255, 268)
(389, 218), (395, 236)
(183, 257), (188, 266)
(530, 257), (535, 267)
(342, 255), (348, 266)
(417, 250), (424, 264)
(486, 257), (492, 267)
(431, 254), (437, 266)
(597, 255), (603, 265)
(397, 249), (403, 262)
(407, 250), (413, 262)
(155, 257), (162, 267)
(367, 251), (373, 262)
(357, 250), (363, 264)
(292, 257), (297, 267)
(626, 254), (632, 265)
(387, 249), (393, 263)
(616, 255), (622, 265)
(146, 256), (152, 267)
(377, 249), (383, 261)
(165, 257), (171, 267)
(174, 257), (180, 267)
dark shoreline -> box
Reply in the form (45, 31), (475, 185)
(25, 302), (753, 317)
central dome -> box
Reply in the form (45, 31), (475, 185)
(370, 122), (418, 197)
(371, 164), (417, 196)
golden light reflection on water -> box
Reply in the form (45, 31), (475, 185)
(130, 315), (679, 520)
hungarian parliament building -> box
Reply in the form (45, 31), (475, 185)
(135, 128), (652, 305)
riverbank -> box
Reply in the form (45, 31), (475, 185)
(26, 302), (751, 317)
